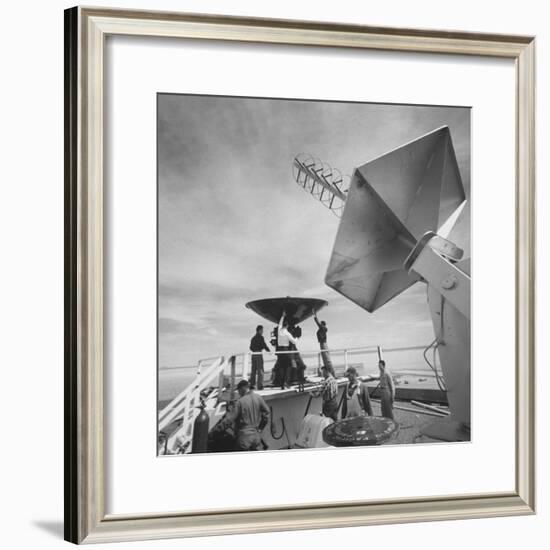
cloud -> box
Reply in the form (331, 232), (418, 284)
(157, 95), (470, 367)
(158, 317), (190, 334)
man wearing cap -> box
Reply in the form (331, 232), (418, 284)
(342, 366), (373, 418)
(222, 379), (270, 451)
(319, 364), (339, 421)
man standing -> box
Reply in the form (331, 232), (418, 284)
(378, 360), (396, 420)
(314, 313), (335, 377)
(288, 322), (307, 385)
(342, 366), (373, 418)
(249, 325), (270, 390)
(319, 364), (339, 421)
(269, 325), (280, 386)
(221, 379), (270, 451)
(276, 312), (298, 389)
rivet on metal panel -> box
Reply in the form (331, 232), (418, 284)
(441, 275), (458, 290)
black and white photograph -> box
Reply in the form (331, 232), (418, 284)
(1, 0), (544, 548)
(157, 94), (471, 455)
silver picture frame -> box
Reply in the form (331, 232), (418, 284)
(64, 6), (536, 544)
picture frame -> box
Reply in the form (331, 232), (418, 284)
(64, 6), (535, 544)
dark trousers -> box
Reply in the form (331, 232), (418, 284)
(290, 345), (307, 383)
(236, 429), (262, 451)
(277, 347), (291, 388)
(319, 342), (336, 377)
(250, 355), (264, 390)
(380, 387), (394, 420)
(322, 398), (339, 421)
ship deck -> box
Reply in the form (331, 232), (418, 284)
(224, 374), (458, 447)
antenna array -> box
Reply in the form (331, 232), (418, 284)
(292, 154), (349, 217)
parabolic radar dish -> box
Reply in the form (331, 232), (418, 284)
(245, 297), (328, 325)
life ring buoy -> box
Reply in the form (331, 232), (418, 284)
(322, 416), (398, 446)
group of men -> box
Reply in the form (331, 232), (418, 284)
(212, 357), (395, 452)
(248, 311), (333, 391)
(210, 314), (396, 452)
(318, 359), (395, 422)
(248, 312), (396, 421)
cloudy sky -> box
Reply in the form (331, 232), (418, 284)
(158, 94), (470, 368)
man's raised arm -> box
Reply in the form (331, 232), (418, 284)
(313, 313), (321, 328)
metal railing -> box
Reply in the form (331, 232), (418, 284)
(159, 343), (435, 454)
(238, 344), (429, 381)
(159, 356), (231, 454)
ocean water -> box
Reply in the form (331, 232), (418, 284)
(158, 347), (435, 406)
(159, 367), (198, 402)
